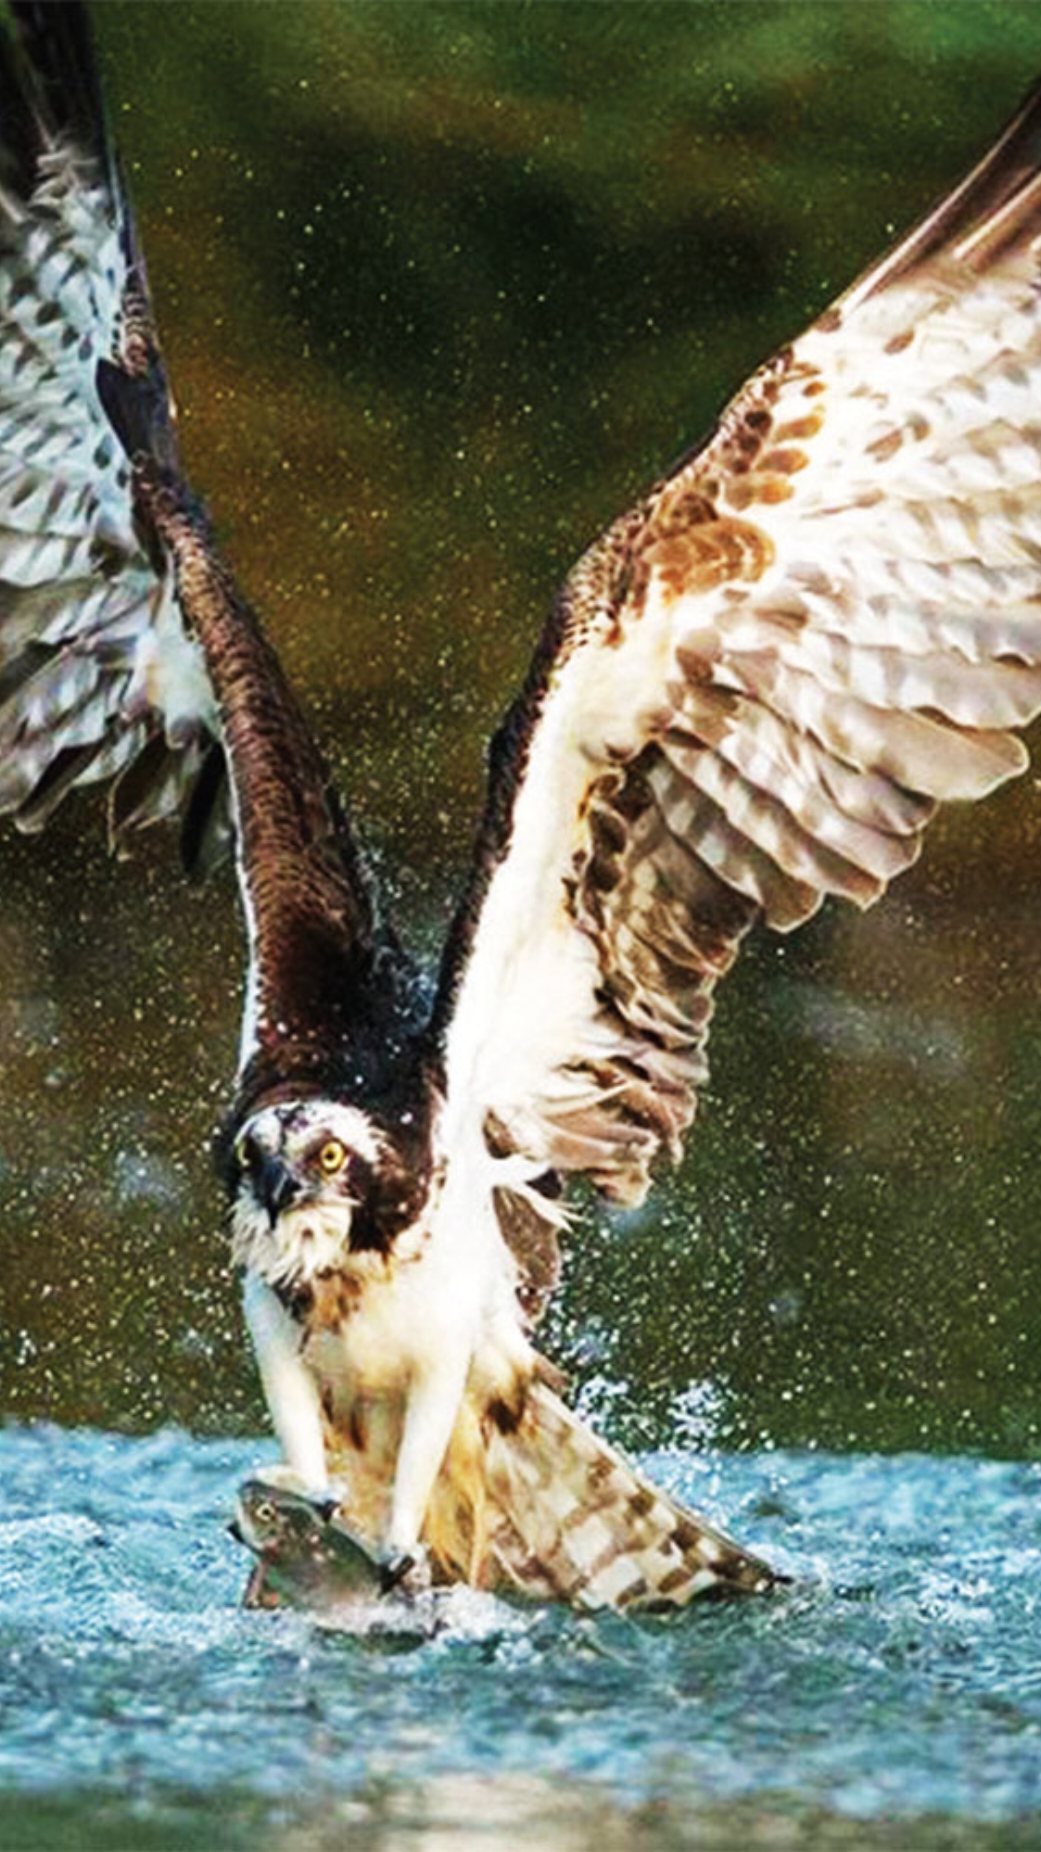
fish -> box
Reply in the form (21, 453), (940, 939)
(232, 1477), (394, 1615)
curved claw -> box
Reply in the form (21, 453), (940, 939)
(378, 1545), (432, 1599)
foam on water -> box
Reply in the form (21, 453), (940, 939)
(1, 1426), (1040, 1849)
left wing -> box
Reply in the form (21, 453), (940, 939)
(434, 77), (1041, 1213)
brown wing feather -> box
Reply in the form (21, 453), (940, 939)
(136, 466), (417, 1116)
(437, 77), (1041, 1209)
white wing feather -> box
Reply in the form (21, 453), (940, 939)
(439, 82), (1041, 1209)
(0, 86), (217, 841)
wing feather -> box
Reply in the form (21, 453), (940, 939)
(0, 1), (218, 846)
(437, 78), (1041, 1209)
(0, 4), (420, 1115)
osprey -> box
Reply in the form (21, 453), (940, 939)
(3, 2), (1041, 1609)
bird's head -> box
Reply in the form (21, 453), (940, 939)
(226, 1098), (398, 1285)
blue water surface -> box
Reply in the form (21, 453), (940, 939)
(1, 1426), (1039, 1849)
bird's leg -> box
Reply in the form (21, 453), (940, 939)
(382, 1353), (470, 1585)
(242, 1273), (328, 1491)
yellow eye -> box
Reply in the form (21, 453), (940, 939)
(318, 1138), (348, 1177)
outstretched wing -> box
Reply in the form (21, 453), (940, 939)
(435, 79), (1041, 1212)
(0, 0), (224, 859)
(0, 2), (414, 1109)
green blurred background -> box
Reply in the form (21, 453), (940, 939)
(2, 0), (1041, 1456)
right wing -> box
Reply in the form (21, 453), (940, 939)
(0, 2), (417, 1109)
(0, 0), (222, 860)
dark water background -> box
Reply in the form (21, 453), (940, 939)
(3, 1), (1041, 1843)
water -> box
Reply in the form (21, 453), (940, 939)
(1, 1428), (1039, 1849)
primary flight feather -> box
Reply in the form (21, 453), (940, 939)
(2, 0), (1040, 1610)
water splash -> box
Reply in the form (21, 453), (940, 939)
(1, 1427), (1040, 1848)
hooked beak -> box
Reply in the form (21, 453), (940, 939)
(243, 1143), (301, 1228)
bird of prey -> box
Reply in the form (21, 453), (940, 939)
(3, 0), (1041, 1611)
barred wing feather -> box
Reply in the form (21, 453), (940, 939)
(0, 4), (219, 852)
(0, 2), (409, 1106)
(438, 79), (1041, 1210)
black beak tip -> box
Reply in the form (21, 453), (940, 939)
(227, 1519), (244, 1545)
(244, 1147), (300, 1227)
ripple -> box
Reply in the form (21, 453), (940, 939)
(1, 1427), (1040, 1842)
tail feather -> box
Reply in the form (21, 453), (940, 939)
(425, 1380), (776, 1612)
(484, 1384), (774, 1611)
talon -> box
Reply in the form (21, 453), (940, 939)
(378, 1551), (416, 1595)
(378, 1544), (432, 1599)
